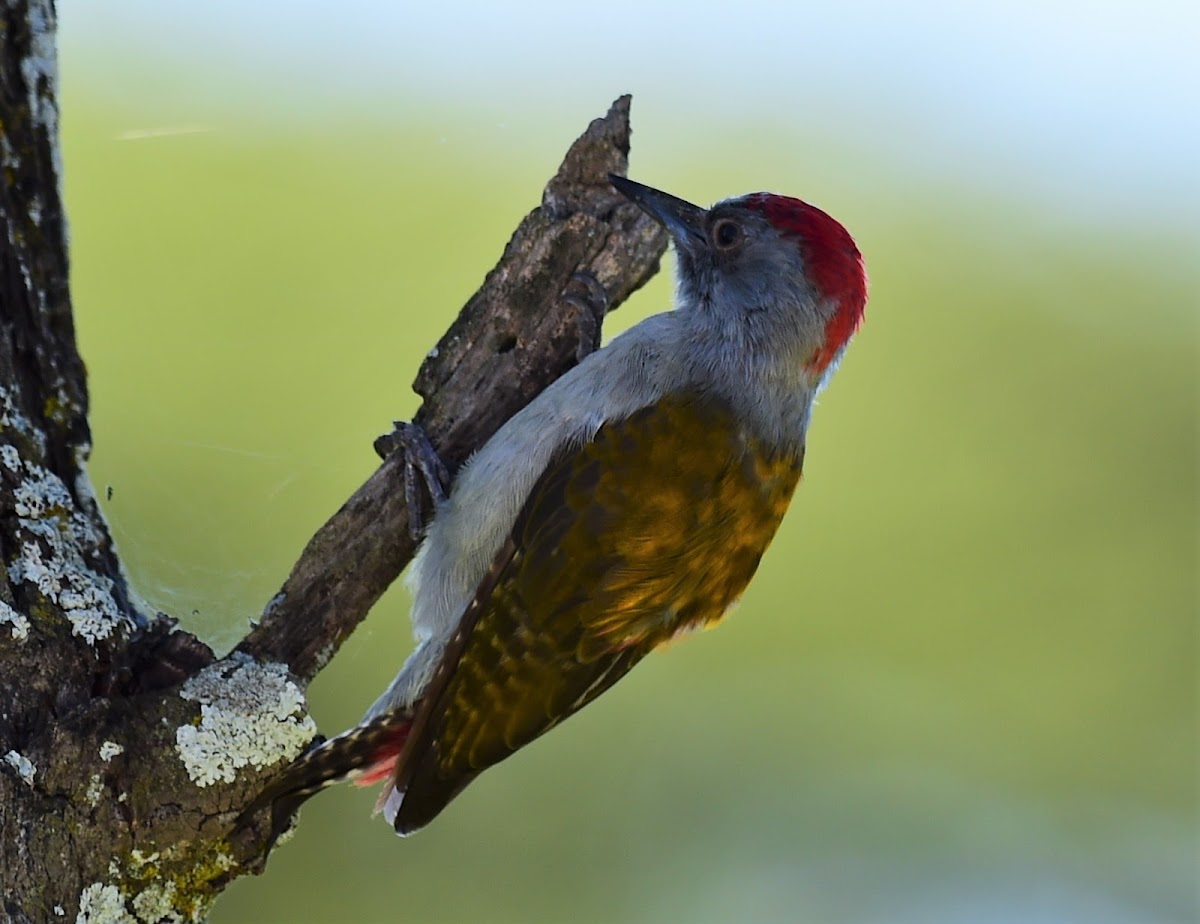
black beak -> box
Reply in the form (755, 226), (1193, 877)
(610, 175), (707, 254)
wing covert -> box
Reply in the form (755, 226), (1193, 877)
(391, 391), (803, 833)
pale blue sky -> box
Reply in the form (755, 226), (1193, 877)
(61, 1), (1197, 224)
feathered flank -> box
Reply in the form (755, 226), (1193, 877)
(242, 175), (869, 840)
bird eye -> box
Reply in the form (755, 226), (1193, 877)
(711, 219), (742, 250)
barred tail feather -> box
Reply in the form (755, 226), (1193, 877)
(236, 708), (413, 850)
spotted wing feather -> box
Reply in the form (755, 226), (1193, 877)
(391, 391), (803, 834)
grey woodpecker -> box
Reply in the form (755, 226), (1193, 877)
(241, 174), (868, 839)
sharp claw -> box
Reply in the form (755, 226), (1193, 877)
(372, 431), (398, 461)
(560, 271), (610, 362)
(381, 422), (451, 540)
(569, 270), (610, 313)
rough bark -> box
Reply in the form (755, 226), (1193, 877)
(237, 94), (666, 682)
(0, 2), (668, 918)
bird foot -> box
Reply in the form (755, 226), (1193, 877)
(559, 270), (609, 362)
(374, 421), (450, 540)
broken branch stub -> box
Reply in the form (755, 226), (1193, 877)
(239, 95), (668, 681)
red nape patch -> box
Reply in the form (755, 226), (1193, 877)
(744, 193), (868, 372)
(352, 729), (411, 787)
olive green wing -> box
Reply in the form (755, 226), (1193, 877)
(391, 392), (802, 834)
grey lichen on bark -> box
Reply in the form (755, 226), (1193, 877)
(0, 0), (667, 917)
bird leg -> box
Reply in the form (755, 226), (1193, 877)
(374, 421), (451, 540)
(373, 272), (607, 541)
(559, 270), (609, 362)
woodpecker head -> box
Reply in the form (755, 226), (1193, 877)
(611, 175), (867, 382)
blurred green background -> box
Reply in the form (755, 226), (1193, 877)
(58, 1), (1195, 922)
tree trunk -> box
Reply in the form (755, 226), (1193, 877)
(0, 3), (667, 920)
